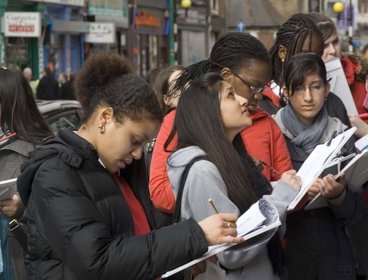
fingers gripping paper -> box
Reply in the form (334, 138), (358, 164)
(162, 199), (280, 278)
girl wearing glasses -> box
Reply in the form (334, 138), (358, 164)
(149, 32), (293, 219)
(274, 52), (364, 280)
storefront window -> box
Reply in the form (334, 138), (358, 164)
(4, 37), (30, 70)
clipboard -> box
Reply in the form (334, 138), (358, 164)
(287, 127), (357, 211)
(325, 57), (358, 115)
(0, 178), (17, 201)
(305, 150), (368, 210)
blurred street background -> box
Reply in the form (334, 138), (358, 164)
(0, 0), (367, 79)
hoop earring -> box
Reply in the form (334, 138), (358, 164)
(98, 125), (105, 134)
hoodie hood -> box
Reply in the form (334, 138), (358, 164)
(17, 129), (97, 206)
(167, 146), (206, 195)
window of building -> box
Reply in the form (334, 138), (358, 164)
(211, 0), (219, 15)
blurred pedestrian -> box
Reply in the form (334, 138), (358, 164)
(274, 53), (364, 280)
(58, 72), (68, 87)
(36, 67), (59, 100)
(22, 67), (37, 97)
(17, 52), (243, 280)
(0, 66), (53, 280)
(167, 72), (300, 279)
(59, 73), (76, 100)
(362, 44), (368, 61)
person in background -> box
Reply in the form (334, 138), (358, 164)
(267, 13), (351, 128)
(36, 67), (59, 100)
(0, 66), (53, 279)
(308, 12), (368, 117)
(59, 73), (76, 100)
(273, 53), (364, 280)
(144, 67), (162, 89)
(146, 65), (185, 227)
(58, 73), (68, 87)
(362, 44), (368, 61)
(22, 67), (38, 97)
(16, 52), (243, 280)
(149, 32), (292, 217)
(152, 65), (185, 115)
(167, 72), (300, 279)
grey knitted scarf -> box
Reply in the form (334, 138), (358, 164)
(281, 105), (329, 154)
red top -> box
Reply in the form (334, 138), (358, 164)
(263, 87), (280, 108)
(149, 108), (292, 213)
(240, 107), (292, 181)
(115, 175), (151, 236)
(149, 111), (177, 212)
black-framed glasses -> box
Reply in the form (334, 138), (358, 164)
(231, 70), (268, 96)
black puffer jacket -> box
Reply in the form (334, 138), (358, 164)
(17, 128), (208, 280)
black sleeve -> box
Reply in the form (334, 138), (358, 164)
(31, 163), (208, 280)
(325, 92), (351, 128)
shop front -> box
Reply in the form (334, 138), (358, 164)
(3, 10), (42, 76)
(87, 0), (129, 58)
(131, 0), (169, 76)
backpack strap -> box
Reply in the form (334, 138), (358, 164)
(172, 155), (208, 224)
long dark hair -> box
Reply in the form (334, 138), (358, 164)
(269, 13), (324, 86)
(166, 73), (258, 213)
(174, 32), (270, 93)
(0, 68), (52, 144)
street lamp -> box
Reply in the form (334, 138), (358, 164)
(332, 1), (344, 13)
(333, 1), (354, 52)
(181, 0), (192, 9)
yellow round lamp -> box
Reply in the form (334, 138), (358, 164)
(181, 0), (192, 9)
(332, 2), (344, 13)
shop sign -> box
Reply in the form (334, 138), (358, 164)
(135, 12), (161, 27)
(88, 0), (128, 18)
(25, 0), (84, 7)
(133, 9), (166, 35)
(85, 23), (116, 44)
(4, 12), (41, 38)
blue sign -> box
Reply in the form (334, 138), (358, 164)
(236, 20), (246, 32)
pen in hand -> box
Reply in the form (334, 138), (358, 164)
(208, 198), (219, 214)
(208, 198), (236, 228)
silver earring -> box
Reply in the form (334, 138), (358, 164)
(98, 125), (105, 134)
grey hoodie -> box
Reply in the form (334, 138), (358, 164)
(167, 146), (299, 280)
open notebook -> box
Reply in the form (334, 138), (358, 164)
(162, 199), (280, 278)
